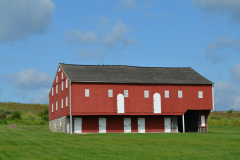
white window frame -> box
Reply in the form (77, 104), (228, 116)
(66, 97), (68, 107)
(58, 68), (61, 72)
(178, 90), (182, 98)
(62, 72), (63, 80)
(56, 101), (58, 111)
(56, 85), (58, 94)
(61, 99), (63, 109)
(62, 81), (63, 91)
(108, 89), (113, 97)
(165, 90), (169, 98)
(144, 90), (149, 98)
(56, 76), (58, 83)
(85, 89), (89, 97)
(124, 90), (128, 97)
(52, 103), (53, 112)
(198, 91), (203, 98)
(66, 79), (68, 88)
(52, 87), (53, 96)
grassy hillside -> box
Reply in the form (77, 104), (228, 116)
(0, 102), (48, 125)
(208, 111), (240, 126)
(0, 125), (239, 159)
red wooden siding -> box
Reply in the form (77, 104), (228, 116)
(49, 66), (70, 121)
(71, 83), (213, 116)
(73, 115), (165, 133)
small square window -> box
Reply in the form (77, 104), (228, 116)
(85, 89), (89, 97)
(165, 90), (169, 98)
(66, 97), (68, 107)
(124, 90), (128, 97)
(108, 89), (113, 97)
(178, 90), (182, 98)
(198, 91), (203, 98)
(144, 90), (149, 98)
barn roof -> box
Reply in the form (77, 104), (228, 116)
(59, 63), (213, 85)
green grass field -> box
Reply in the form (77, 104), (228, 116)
(0, 125), (240, 160)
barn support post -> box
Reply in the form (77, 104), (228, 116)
(70, 81), (72, 135)
(212, 84), (215, 110)
(182, 115), (185, 133)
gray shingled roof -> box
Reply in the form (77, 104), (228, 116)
(59, 63), (213, 84)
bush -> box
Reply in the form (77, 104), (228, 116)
(22, 112), (36, 121)
(10, 111), (21, 120)
(38, 108), (49, 121)
(227, 109), (234, 113)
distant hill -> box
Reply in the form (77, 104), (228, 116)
(0, 102), (48, 114)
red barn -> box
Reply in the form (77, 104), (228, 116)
(49, 63), (214, 134)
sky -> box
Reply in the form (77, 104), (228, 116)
(0, 0), (240, 111)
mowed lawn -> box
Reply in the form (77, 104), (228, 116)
(0, 125), (240, 160)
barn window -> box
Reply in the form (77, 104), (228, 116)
(56, 85), (58, 94)
(108, 89), (113, 97)
(62, 72), (63, 79)
(52, 103), (53, 112)
(66, 97), (68, 107)
(66, 79), (68, 88)
(58, 68), (61, 72)
(178, 90), (182, 98)
(62, 81), (63, 91)
(52, 87), (53, 96)
(165, 90), (169, 98)
(56, 101), (58, 111)
(144, 90), (149, 98)
(124, 90), (128, 97)
(198, 91), (203, 98)
(61, 99), (63, 109)
(56, 76), (58, 83)
(60, 120), (61, 126)
(85, 89), (89, 97)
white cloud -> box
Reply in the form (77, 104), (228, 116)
(190, 0), (240, 22)
(118, 0), (137, 9)
(101, 20), (137, 47)
(76, 48), (108, 62)
(230, 63), (240, 83)
(64, 18), (137, 61)
(7, 68), (52, 90)
(214, 81), (240, 111)
(0, 0), (55, 43)
(30, 89), (49, 104)
(64, 30), (98, 46)
(206, 35), (240, 63)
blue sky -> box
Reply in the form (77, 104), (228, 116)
(0, 0), (240, 111)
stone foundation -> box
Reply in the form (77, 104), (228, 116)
(49, 116), (70, 133)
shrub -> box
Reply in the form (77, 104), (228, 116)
(10, 111), (21, 120)
(22, 112), (36, 121)
(38, 108), (49, 121)
(227, 109), (234, 113)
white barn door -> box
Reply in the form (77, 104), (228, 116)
(153, 93), (161, 113)
(99, 118), (106, 133)
(201, 115), (205, 127)
(124, 118), (131, 133)
(117, 94), (124, 113)
(138, 118), (145, 133)
(164, 117), (171, 133)
(74, 117), (82, 133)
